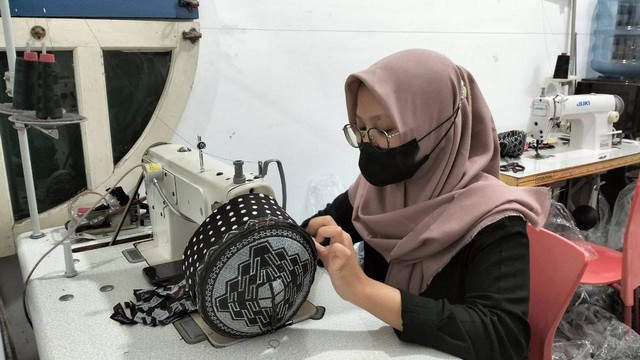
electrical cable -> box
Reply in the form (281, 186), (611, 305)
(259, 159), (288, 211)
(22, 163), (147, 327)
(21, 140), (289, 326)
(151, 179), (196, 223)
(67, 190), (104, 222)
(107, 173), (145, 247)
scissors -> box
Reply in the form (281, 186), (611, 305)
(500, 161), (525, 173)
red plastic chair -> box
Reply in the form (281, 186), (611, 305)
(579, 179), (640, 330)
(528, 224), (589, 360)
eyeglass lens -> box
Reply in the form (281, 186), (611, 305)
(344, 124), (361, 148)
(343, 124), (391, 152)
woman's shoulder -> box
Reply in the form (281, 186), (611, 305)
(477, 215), (527, 237)
(470, 215), (528, 250)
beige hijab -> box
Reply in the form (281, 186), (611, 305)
(345, 49), (550, 294)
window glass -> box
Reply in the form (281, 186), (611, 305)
(0, 51), (86, 220)
(103, 51), (171, 164)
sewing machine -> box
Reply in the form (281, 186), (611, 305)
(135, 142), (276, 266)
(528, 93), (623, 152)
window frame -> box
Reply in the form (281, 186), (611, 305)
(0, 19), (199, 255)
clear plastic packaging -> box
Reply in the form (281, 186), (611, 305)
(570, 285), (624, 320)
(583, 194), (611, 247)
(544, 200), (599, 260)
(553, 340), (591, 360)
(554, 304), (640, 359)
(305, 174), (346, 215)
(607, 180), (636, 250)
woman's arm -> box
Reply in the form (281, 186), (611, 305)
(397, 217), (530, 360)
(308, 215), (530, 360)
(306, 215), (404, 330)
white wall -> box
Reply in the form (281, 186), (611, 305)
(176, 0), (598, 223)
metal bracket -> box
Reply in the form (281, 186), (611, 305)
(178, 0), (199, 12)
(30, 25), (46, 40)
(32, 125), (59, 139)
(182, 28), (202, 44)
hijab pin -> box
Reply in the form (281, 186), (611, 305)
(460, 80), (467, 100)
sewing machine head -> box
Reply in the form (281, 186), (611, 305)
(528, 93), (623, 151)
(136, 143), (275, 266)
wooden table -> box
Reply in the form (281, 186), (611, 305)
(499, 140), (640, 187)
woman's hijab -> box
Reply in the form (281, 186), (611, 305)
(345, 49), (550, 294)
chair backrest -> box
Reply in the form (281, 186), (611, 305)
(622, 179), (640, 306)
(527, 224), (588, 360)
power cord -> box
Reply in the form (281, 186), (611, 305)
(22, 163), (148, 327)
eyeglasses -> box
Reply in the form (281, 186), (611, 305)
(344, 102), (461, 153)
(342, 124), (401, 152)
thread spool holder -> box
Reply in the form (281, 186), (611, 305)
(3, 111), (86, 239)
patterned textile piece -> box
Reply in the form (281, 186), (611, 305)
(183, 193), (317, 339)
(110, 279), (197, 326)
(497, 130), (527, 159)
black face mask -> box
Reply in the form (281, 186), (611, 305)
(358, 104), (460, 187)
(358, 141), (428, 186)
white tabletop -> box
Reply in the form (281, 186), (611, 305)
(500, 139), (640, 186)
(16, 229), (458, 360)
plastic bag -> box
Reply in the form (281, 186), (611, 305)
(554, 304), (640, 360)
(552, 340), (591, 360)
(583, 193), (611, 247)
(607, 180), (636, 251)
(570, 285), (623, 321)
(305, 174), (346, 215)
(544, 199), (598, 260)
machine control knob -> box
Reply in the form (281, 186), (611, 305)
(608, 111), (620, 124)
(233, 160), (246, 184)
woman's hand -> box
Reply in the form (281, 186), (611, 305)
(306, 216), (369, 303)
(306, 215), (403, 330)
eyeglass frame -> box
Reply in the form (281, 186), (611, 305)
(343, 101), (462, 153)
(342, 125), (401, 152)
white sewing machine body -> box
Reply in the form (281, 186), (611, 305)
(528, 93), (622, 151)
(136, 143), (275, 266)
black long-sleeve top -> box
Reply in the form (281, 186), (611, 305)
(302, 192), (530, 360)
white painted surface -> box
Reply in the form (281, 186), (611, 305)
(16, 231), (458, 360)
(177, 0), (601, 223)
(0, 1), (607, 254)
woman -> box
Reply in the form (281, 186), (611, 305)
(303, 49), (550, 359)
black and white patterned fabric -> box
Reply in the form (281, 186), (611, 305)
(497, 130), (527, 159)
(183, 193), (317, 339)
(110, 279), (196, 326)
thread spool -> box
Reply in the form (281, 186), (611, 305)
(12, 50), (39, 110)
(553, 53), (571, 79)
(36, 53), (63, 120)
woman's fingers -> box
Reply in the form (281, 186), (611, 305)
(313, 225), (356, 274)
(315, 238), (352, 272)
(312, 227), (366, 303)
(306, 215), (337, 237)
(316, 225), (353, 249)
